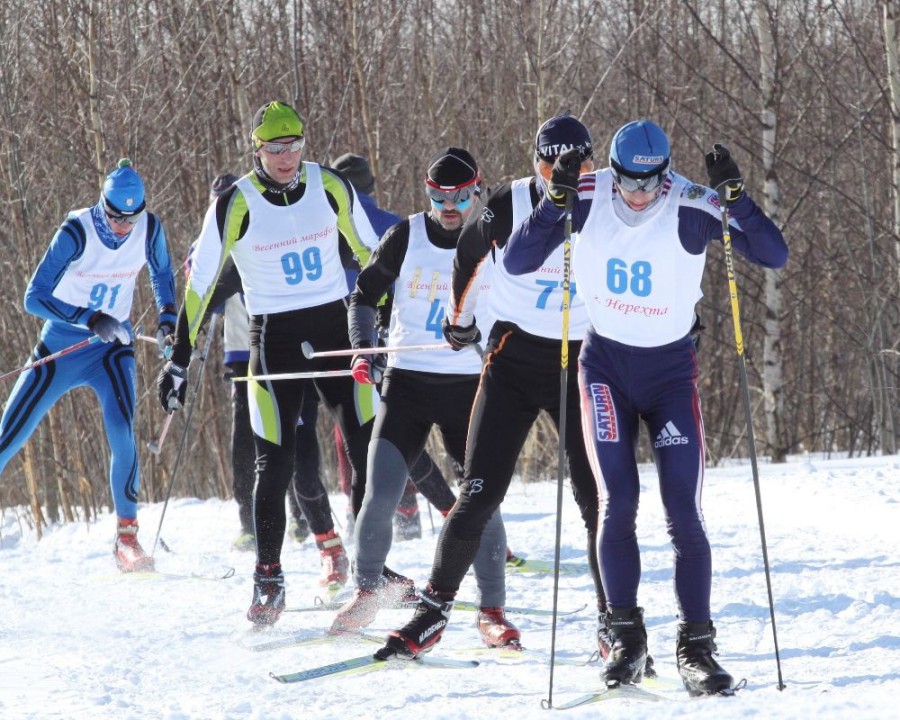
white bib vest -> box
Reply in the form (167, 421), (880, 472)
(574, 170), (706, 347)
(232, 164), (349, 315)
(52, 207), (148, 325)
(389, 213), (483, 374)
(491, 178), (589, 339)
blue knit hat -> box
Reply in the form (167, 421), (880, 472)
(102, 159), (145, 215)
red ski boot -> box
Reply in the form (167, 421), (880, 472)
(315, 530), (349, 593)
(477, 607), (522, 648)
(114, 518), (155, 573)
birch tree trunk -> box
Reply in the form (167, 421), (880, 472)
(881, 0), (900, 452)
(885, 1), (900, 255)
(757, 0), (787, 461)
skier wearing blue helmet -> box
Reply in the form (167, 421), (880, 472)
(608, 119), (671, 198)
(0, 158), (176, 572)
(503, 120), (787, 696)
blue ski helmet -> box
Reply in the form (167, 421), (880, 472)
(609, 120), (670, 179)
(534, 114), (593, 163)
(102, 158), (146, 215)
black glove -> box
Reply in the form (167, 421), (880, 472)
(546, 147), (583, 208)
(441, 316), (481, 351)
(157, 361), (188, 412)
(705, 143), (744, 204)
(87, 311), (130, 344)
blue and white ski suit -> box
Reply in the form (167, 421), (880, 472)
(0, 203), (176, 519)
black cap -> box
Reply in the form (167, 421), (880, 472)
(210, 173), (239, 197)
(534, 114), (593, 162)
(332, 153), (376, 195)
(425, 147), (480, 189)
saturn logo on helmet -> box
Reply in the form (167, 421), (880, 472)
(633, 155), (665, 165)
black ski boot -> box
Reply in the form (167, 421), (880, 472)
(597, 609), (657, 677)
(247, 563), (286, 626)
(601, 606), (648, 687)
(375, 585), (454, 660)
(676, 621), (735, 696)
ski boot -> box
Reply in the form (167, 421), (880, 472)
(247, 562), (285, 626)
(676, 621), (735, 696)
(476, 607), (522, 649)
(597, 609), (657, 675)
(375, 586), (455, 660)
(330, 587), (379, 634)
(379, 565), (417, 605)
(597, 613), (612, 660)
(289, 513), (310, 544)
(232, 530), (255, 552)
(393, 505), (422, 541)
(114, 518), (155, 573)
(315, 529), (349, 593)
(601, 606), (648, 687)
(505, 547), (525, 567)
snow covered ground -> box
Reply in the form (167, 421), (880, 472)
(1, 453), (898, 719)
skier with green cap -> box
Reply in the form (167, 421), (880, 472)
(159, 101), (379, 626)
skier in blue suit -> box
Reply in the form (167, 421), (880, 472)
(503, 121), (787, 695)
(0, 158), (176, 572)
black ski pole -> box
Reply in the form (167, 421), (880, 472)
(150, 313), (219, 556)
(717, 186), (785, 690)
(541, 192), (574, 710)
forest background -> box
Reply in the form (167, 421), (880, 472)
(1, 0), (898, 534)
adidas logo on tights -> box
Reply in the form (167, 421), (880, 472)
(654, 421), (689, 448)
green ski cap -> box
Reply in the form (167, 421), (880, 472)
(250, 101), (304, 144)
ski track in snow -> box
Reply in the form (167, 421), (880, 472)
(1, 454), (898, 719)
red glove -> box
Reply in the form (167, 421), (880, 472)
(351, 355), (384, 384)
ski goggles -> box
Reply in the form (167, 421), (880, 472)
(611, 167), (667, 194)
(425, 181), (479, 210)
(103, 199), (145, 224)
(254, 137), (305, 155)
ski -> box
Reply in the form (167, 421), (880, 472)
(244, 630), (382, 653)
(270, 653), (479, 684)
(555, 683), (671, 710)
(448, 645), (592, 667)
(283, 599), (418, 613)
(284, 598), (586, 618)
(120, 566), (236, 582)
(505, 557), (589, 576)
(454, 600), (587, 617)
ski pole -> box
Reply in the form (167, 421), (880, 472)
(230, 369), (353, 382)
(147, 412), (174, 455)
(135, 333), (173, 360)
(301, 341), (450, 359)
(542, 192), (574, 710)
(717, 185), (785, 691)
(151, 313), (219, 556)
(0, 336), (100, 383)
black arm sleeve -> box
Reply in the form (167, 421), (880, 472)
(347, 221), (410, 348)
(171, 259), (243, 367)
(349, 221), (410, 310)
(450, 182), (519, 324)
